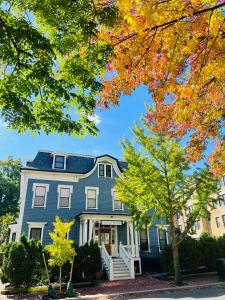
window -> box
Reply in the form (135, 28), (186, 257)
(158, 229), (167, 251)
(176, 212), (182, 219)
(57, 185), (73, 209)
(54, 155), (65, 169)
(106, 164), (112, 177)
(193, 220), (200, 232)
(223, 176), (225, 186)
(32, 184), (49, 208)
(98, 164), (105, 177)
(187, 205), (193, 215)
(112, 190), (123, 210)
(140, 228), (149, 251)
(216, 217), (221, 228)
(222, 215), (225, 227)
(219, 194), (225, 206)
(11, 232), (16, 242)
(98, 163), (112, 178)
(86, 187), (99, 209)
(178, 225), (183, 232)
(30, 228), (42, 241)
(27, 222), (46, 243)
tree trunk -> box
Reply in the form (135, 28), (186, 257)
(59, 266), (62, 292)
(171, 218), (182, 286)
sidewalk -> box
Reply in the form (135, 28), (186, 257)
(0, 274), (223, 300)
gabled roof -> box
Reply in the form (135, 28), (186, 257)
(22, 150), (128, 174)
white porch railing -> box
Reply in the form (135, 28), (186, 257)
(123, 244), (140, 258)
(101, 244), (113, 280)
(119, 242), (135, 279)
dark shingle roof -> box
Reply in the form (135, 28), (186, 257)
(23, 151), (127, 174)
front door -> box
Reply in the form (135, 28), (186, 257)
(100, 227), (111, 255)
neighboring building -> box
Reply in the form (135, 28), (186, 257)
(175, 178), (225, 238)
(9, 150), (169, 280)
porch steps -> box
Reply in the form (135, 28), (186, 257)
(112, 257), (132, 280)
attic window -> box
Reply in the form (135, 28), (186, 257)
(54, 155), (65, 169)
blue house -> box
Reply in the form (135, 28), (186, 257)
(9, 150), (169, 280)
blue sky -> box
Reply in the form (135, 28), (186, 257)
(0, 86), (150, 164)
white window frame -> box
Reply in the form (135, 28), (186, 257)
(85, 187), (99, 210)
(157, 226), (169, 252)
(98, 163), (113, 178)
(27, 222), (47, 244)
(57, 185), (73, 209)
(32, 183), (49, 208)
(111, 189), (124, 211)
(105, 164), (113, 178)
(52, 154), (66, 170)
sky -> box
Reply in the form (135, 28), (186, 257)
(0, 85), (151, 164)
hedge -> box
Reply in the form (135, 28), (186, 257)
(160, 233), (225, 274)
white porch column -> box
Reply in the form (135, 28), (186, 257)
(134, 224), (139, 258)
(79, 221), (83, 246)
(126, 221), (130, 245)
(129, 221), (134, 257)
(88, 219), (94, 243)
(83, 219), (88, 245)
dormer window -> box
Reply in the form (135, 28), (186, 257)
(54, 155), (65, 169)
(98, 163), (112, 178)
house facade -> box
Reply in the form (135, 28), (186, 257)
(9, 150), (169, 280)
(175, 178), (225, 238)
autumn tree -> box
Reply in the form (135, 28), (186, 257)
(115, 116), (219, 285)
(0, 0), (116, 136)
(99, 0), (225, 174)
(46, 216), (76, 292)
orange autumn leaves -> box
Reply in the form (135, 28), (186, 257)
(97, 0), (225, 175)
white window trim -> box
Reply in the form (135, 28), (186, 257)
(85, 187), (99, 210)
(27, 222), (47, 244)
(32, 183), (49, 208)
(105, 164), (112, 178)
(111, 189), (124, 211)
(98, 163), (112, 178)
(157, 226), (169, 252)
(57, 185), (73, 209)
(52, 154), (66, 170)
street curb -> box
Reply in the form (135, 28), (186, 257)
(69, 281), (225, 300)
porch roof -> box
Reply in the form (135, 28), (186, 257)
(76, 212), (132, 222)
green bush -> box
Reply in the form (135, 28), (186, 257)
(160, 233), (225, 274)
(72, 241), (102, 281)
(1, 236), (46, 287)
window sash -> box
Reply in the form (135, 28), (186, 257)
(106, 164), (112, 177)
(87, 189), (97, 208)
(34, 186), (46, 206)
(59, 197), (70, 207)
(216, 217), (221, 228)
(87, 198), (97, 209)
(158, 229), (167, 250)
(114, 199), (123, 210)
(30, 228), (42, 241)
(55, 155), (65, 169)
(98, 164), (105, 177)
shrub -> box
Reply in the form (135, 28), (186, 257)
(1, 236), (46, 287)
(160, 233), (225, 274)
(72, 241), (102, 281)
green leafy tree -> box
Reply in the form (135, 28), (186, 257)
(0, 213), (16, 244)
(0, 157), (21, 217)
(115, 115), (219, 285)
(0, 0), (117, 135)
(46, 216), (76, 292)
